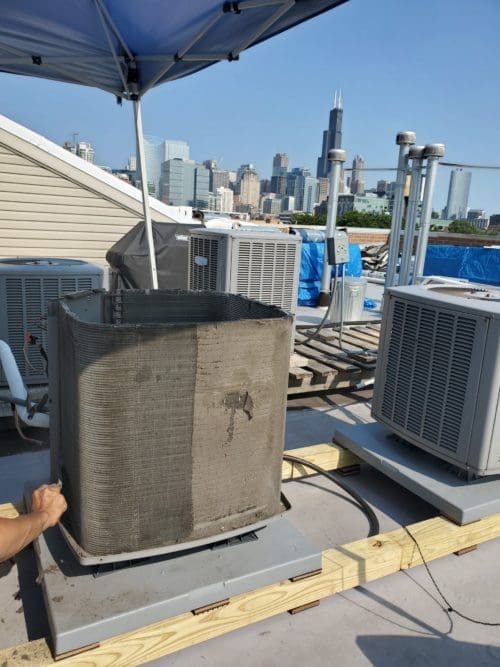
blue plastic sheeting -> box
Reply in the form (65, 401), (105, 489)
(424, 245), (500, 286)
(298, 242), (362, 306)
(291, 227), (328, 243)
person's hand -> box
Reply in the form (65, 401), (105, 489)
(31, 484), (67, 529)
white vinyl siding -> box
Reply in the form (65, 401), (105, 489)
(0, 127), (177, 267)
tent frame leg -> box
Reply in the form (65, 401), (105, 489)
(133, 98), (159, 289)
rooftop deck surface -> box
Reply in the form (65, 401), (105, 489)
(1, 391), (499, 666)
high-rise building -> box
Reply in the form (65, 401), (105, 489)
(144, 137), (190, 197)
(444, 168), (472, 220)
(316, 91), (343, 179)
(262, 195), (282, 216)
(194, 164), (210, 208)
(237, 164), (260, 210)
(159, 159), (194, 206)
(290, 167), (317, 213)
(212, 169), (230, 191)
(260, 179), (272, 195)
(270, 153), (288, 194)
(350, 155), (365, 194)
(467, 209), (485, 224)
(218, 186), (234, 212)
(63, 140), (95, 163)
(317, 177), (329, 204)
(158, 159), (208, 207)
(489, 214), (500, 229)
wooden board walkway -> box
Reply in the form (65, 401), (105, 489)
(2, 441), (500, 666)
(288, 323), (381, 395)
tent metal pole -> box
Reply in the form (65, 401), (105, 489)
(133, 98), (158, 289)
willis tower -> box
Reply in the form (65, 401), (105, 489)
(316, 90), (343, 178)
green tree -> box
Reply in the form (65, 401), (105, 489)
(448, 219), (483, 234)
(338, 211), (392, 228)
(290, 213), (326, 226)
(431, 211), (439, 219)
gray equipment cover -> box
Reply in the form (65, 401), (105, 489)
(49, 290), (292, 560)
(106, 220), (202, 291)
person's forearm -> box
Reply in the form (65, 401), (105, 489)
(0, 513), (49, 562)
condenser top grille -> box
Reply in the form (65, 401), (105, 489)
(380, 299), (477, 454)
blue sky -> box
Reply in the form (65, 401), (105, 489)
(1, 0), (499, 215)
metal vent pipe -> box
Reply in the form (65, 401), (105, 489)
(319, 148), (347, 306)
(412, 143), (445, 282)
(399, 146), (426, 286)
(384, 131), (416, 288)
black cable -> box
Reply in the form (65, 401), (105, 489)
(283, 453), (379, 537)
(404, 526), (500, 626)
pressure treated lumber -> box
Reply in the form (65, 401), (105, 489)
(281, 443), (360, 480)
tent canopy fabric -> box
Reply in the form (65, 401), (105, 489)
(0, 0), (347, 99)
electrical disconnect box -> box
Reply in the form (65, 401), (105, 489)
(327, 230), (349, 265)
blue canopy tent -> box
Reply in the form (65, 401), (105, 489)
(0, 0), (348, 287)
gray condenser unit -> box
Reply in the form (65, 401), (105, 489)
(48, 289), (292, 563)
(0, 258), (103, 385)
(188, 228), (301, 314)
(372, 284), (500, 476)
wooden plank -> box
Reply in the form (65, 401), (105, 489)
(289, 353), (310, 368)
(287, 374), (361, 396)
(3, 512), (499, 666)
(281, 444), (360, 480)
(341, 329), (379, 348)
(350, 327), (381, 345)
(294, 334), (358, 371)
(288, 367), (313, 383)
(302, 359), (337, 382)
(294, 343), (360, 375)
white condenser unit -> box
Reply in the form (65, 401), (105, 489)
(0, 258), (103, 385)
(188, 228), (301, 314)
(372, 284), (500, 476)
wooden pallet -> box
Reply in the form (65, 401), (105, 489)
(288, 323), (381, 395)
(2, 441), (500, 666)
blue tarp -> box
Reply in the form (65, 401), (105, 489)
(298, 241), (362, 306)
(424, 245), (500, 286)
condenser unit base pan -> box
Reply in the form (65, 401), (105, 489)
(59, 493), (291, 566)
(335, 422), (500, 525)
(34, 517), (321, 657)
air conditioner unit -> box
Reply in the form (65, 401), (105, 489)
(188, 228), (301, 314)
(0, 258), (103, 385)
(372, 284), (500, 476)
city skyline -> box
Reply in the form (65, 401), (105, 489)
(2, 0), (497, 215)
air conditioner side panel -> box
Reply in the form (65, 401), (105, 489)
(372, 291), (488, 471)
(471, 317), (500, 473)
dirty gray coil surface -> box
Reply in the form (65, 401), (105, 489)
(55, 290), (291, 557)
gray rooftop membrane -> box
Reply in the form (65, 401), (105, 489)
(335, 421), (500, 524)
